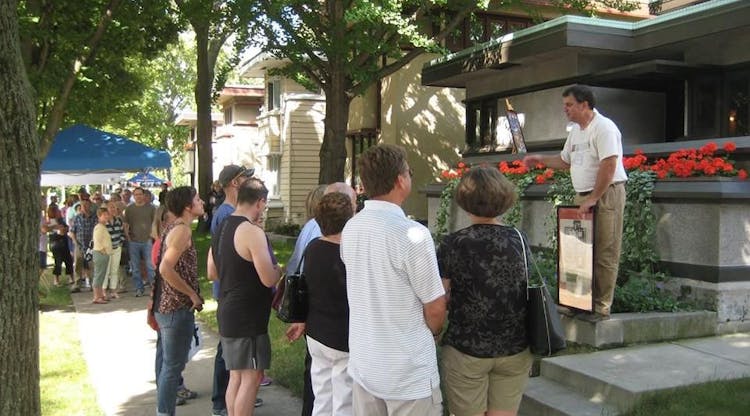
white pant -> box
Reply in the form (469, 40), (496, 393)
(104, 246), (122, 290)
(306, 335), (353, 416)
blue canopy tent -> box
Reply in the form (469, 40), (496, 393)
(41, 124), (171, 186)
(127, 172), (167, 188)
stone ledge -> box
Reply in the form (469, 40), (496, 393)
(266, 233), (297, 246)
(562, 311), (717, 348)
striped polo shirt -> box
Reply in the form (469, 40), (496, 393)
(341, 199), (445, 401)
(106, 217), (125, 249)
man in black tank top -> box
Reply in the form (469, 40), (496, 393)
(207, 179), (281, 416)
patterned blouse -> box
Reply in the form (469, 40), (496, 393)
(156, 223), (199, 314)
(437, 224), (529, 358)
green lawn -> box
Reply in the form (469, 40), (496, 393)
(622, 378), (750, 416)
(39, 286), (104, 416)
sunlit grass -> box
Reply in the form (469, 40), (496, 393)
(40, 304), (103, 416)
(622, 378), (750, 415)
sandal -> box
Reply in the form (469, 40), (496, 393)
(92, 298), (108, 304)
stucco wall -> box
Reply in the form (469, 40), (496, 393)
(234, 105), (259, 125)
(380, 53), (466, 219)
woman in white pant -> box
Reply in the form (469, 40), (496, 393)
(104, 201), (125, 299)
(287, 192), (354, 416)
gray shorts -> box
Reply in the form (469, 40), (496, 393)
(221, 334), (272, 370)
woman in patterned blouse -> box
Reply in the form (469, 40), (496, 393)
(153, 186), (204, 416)
(437, 167), (533, 416)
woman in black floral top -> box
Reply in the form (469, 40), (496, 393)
(437, 167), (533, 416)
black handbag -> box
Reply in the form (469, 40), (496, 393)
(515, 228), (567, 356)
(276, 244), (312, 323)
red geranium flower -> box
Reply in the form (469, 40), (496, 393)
(723, 142), (737, 152)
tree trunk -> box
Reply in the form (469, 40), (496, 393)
(0, 0), (42, 414)
(194, 26), (214, 202)
(319, 73), (351, 184)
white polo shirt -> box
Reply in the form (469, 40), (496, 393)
(560, 110), (628, 192)
(341, 199), (445, 401)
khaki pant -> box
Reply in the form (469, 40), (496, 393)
(574, 182), (625, 315)
(352, 382), (442, 416)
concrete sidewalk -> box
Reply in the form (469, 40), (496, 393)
(70, 289), (302, 416)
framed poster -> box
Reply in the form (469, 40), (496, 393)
(557, 206), (595, 312)
(504, 99), (527, 153)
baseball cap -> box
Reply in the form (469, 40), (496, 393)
(218, 165), (255, 187)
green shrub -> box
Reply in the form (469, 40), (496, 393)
(612, 270), (691, 313)
(271, 222), (301, 237)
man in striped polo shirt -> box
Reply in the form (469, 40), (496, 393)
(341, 144), (447, 416)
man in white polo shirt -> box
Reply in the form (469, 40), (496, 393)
(341, 144), (447, 416)
(524, 85), (628, 321)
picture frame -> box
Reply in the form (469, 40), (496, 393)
(556, 206), (596, 312)
(504, 99), (527, 154)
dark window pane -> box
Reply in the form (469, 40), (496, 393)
(726, 72), (749, 137)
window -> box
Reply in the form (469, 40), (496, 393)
(690, 75), (721, 138)
(348, 130), (378, 189)
(445, 13), (533, 52)
(267, 80), (281, 111)
(465, 99), (498, 152)
(223, 107), (233, 125)
(266, 153), (281, 197)
(725, 71), (749, 137)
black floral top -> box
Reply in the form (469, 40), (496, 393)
(437, 224), (529, 358)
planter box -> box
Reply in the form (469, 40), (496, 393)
(425, 178), (750, 326)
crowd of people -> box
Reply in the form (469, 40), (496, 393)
(45, 85), (627, 416)
(40, 184), (170, 301)
(195, 85), (625, 416)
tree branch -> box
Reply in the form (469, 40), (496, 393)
(39, 0), (122, 156)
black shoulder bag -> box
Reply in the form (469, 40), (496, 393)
(515, 228), (567, 356)
(276, 241), (315, 323)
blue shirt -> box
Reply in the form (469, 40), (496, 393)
(286, 218), (322, 274)
(211, 203), (235, 299)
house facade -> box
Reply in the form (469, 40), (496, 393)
(238, 2), (649, 222)
(421, 0), (750, 329)
(176, 85), (271, 210)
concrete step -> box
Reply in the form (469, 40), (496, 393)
(519, 377), (618, 416)
(539, 335), (750, 412)
(561, 311), (717, 348)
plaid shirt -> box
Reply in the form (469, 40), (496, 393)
(71, 213), (97, 248)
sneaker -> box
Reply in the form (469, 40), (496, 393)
(211, 410), (228, 416)
(260, 376), (273, 386)
(135, 289), (144, 297)
(255, 397), (263, 407)
(176, 396), (187, 406)
(176, 386), (198, 400)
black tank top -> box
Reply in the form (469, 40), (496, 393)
(213, 215), (271, 337)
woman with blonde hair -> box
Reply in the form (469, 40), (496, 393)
(437, 166), (532, 416)
(104, 201), (125, 299)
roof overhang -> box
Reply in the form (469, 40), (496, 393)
(238, 51), (289, 78)
(422, 0), (750, 94)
